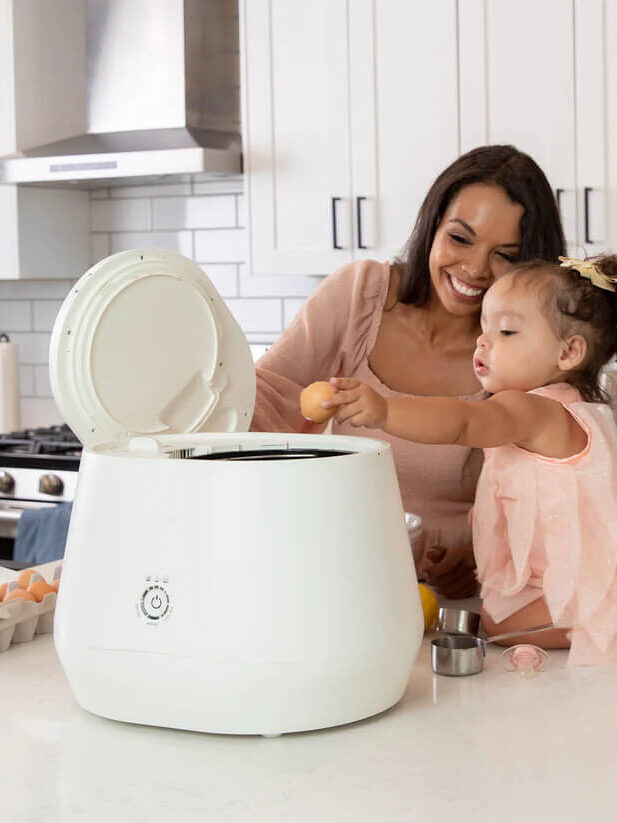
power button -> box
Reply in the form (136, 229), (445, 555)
(140, 585), (170, 620)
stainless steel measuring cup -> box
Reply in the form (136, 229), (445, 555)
(431, 619), (554, 676)
(437, 607), (481, 637)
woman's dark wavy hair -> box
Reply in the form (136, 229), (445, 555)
(396, 145), (567, 305)
(510, 256), (617, 402)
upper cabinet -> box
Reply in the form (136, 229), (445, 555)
(0, 0), (86, 157)
(240, 0), (459, 276)
(0, 0), (89, 279)
(459, 0), (615, 256)
(242, 0), (617, 277)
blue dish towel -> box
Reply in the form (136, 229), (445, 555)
(14, 502), (73, 564)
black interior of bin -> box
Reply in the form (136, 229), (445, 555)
(192, 448), (354, 461)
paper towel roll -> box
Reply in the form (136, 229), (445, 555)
(0, 334), (20, 434)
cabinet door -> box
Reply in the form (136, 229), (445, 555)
(459, 0), (578, 250)
(575, 0), (608, 255)
(0, 0), (16, 156)
(241, 0), (353, 275)
(349, 0), (459, 262)
(607, 0), (617, 251)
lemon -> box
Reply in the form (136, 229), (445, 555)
(418, 583), (439, 632)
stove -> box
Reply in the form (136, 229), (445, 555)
(0, 424), (81, 556)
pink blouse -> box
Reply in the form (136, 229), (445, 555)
(250, 259), (482, 562)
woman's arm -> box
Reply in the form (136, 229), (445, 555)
(420, 542), (478, 599)
(327, 378), (578, 455)
(250, 262), (381, 433)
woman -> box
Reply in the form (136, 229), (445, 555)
(250, 145), (566, 598)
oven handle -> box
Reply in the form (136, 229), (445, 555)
(0, 509), (22, 527)
(0, 502), (57, 539)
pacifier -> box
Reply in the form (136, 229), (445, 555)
(502, 644), (549, 677)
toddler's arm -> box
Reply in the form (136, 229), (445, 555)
(326, 377), (581, 455)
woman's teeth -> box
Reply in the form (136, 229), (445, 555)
(448, 273), (484, 298)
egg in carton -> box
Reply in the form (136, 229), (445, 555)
(0, 563), (62, 652)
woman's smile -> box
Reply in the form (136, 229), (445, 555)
(445, 271), (487, 302)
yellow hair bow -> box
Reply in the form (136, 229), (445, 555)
(559, 255), (617, 293)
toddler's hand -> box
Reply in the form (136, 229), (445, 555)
(323, 377), (388, 429)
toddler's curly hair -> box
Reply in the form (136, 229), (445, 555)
(511, 255), (617, 402)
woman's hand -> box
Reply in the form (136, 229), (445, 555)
(324, 377), (388, 429)
(419, 542), (478, 600)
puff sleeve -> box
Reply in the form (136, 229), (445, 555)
(250, 260), (388, 433)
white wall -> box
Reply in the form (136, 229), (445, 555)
(0, 176), (324, 429)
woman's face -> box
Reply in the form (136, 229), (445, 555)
(428, 183), (524, 317)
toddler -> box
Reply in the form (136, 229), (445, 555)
(324, 255), (617, 664)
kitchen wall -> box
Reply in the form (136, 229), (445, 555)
(0, 177), (324, 429)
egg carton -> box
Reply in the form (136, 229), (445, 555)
(0, 562), (62, 652)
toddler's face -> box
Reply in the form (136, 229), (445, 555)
(473, 274), (565, 394)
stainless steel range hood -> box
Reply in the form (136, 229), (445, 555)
(0, 0), (241, 188)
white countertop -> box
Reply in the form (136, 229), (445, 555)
(1, 624), (615, 823)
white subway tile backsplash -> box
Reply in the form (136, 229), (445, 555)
(111, 231), (194, 258)
(226, 298), (282, 334)
(20, 397), (64, 428)
(91, 234), (111, 265)
(34, 364), (52, 397)
(194, 228), (247, 263)
(192, 176), (243, 195)
(249, 344), (270, 362)
(152, 196), (236, 230)
(1, 175), (331, 423)
(18, 365), (34, 396)
(33, 301), (62, 332)
(238, 263), (320, 298)
(200, 264), (239, 298)
(91, 198), (151, 232)
(0, 280), (73, 299)
(10, 333), (51, 364)
(284, 298), (306, 328)
(0, 301), (31, 332)
(111, 181), (192, 198)
(237, 193), (247, 227)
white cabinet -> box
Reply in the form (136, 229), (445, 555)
(242, 0), (617, 277)
(0, 0), (86, 156)
(459, 0), (616, 255)
(240, 0), (353, 275)
(241, 0), (459, 275)
(0, 0), (90, 279)
(349, 1), (459, 264)
(574, 0), (610, 254)
(0, 186), (89, 280)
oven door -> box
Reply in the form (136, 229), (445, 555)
(0, 500), (58, 567)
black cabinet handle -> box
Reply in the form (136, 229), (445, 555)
(556, 188), (564, 210)
(356, 196), (367, 249)
(584, 187), (593, 244)
(331, 197), (342, 249)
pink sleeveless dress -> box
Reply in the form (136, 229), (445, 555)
(473, 383), (617, 664)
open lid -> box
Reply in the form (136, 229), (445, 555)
(49, 249), (256, 447)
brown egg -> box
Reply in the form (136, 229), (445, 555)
(16, 568), (39, 589)
(300, 381), (336, 424)
(4, 588), (37, 603)
(0, 582), (7, 602)
(28, 579), (55, 602)
(49, 579), (60, 593)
